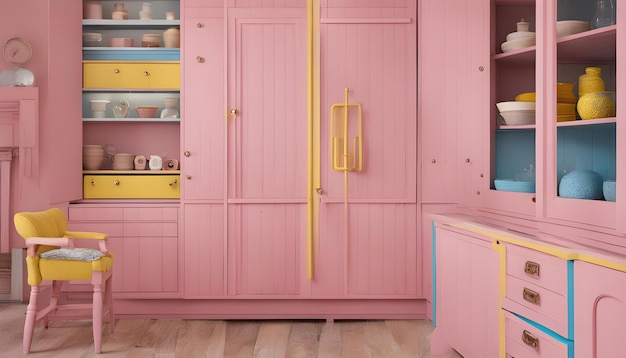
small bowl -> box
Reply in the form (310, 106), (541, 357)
(110, 37), (134, 47)
(141, 34), (161, 47)
(515, 92), (536, 102)
(556, 20), (590, 38)
(496, 101), (536, 112)
(499, 110), (536, 125)
(494, 179), (536, 193)
(83, 32), (102, 47)
(136, 106), (159, 118)
(603, 180), (616, 202)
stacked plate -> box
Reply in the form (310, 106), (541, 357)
(83, 145), (104, 170)
(501, 26), (536, 53)
(112, 153), (135, 170)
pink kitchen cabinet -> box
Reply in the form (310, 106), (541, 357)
(430, 224), (499, 358)
(67, 204), (181, 298)
(575, 260), (626, 358)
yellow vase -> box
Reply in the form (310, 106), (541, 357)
(578, 67), (605, 98)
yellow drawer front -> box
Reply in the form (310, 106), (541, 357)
(84, 175), (180, 199)
(83, 62), (180, 89)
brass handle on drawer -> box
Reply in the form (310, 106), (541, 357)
(522, 330), (539, 349)
(523, 287), (540, 305)
(143, 71), (149, 76)
(184, 151), (191, 157)
(169, 179), (178, 187)
(524, 261), (540, 277)
(196, 56), (204, 63)
(113, 180), (120, 185)
(114, 69), (120, 74)
(196, 23), (203, 28)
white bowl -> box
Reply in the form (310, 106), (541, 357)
(556, 20), (590, 37)
(499, 110), (536, 125)
(501, 37), (536, 52)
(506, 31), (536, 42)
(496, 101), (536, 112)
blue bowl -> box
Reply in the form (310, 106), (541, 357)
(494, 179), (536, 193)
(603, 180), (616, 202)
(559, 169), (603, 200)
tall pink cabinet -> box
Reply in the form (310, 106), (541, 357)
(60, 0), (421, 318)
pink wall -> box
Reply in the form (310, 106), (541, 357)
(1, 1), (83, 248)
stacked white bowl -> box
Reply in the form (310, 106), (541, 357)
(83, 145), (104, 170)
(112, 153), (135, 170)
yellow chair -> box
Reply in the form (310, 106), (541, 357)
(13, 208), (114, 354)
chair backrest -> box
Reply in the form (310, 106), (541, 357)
(14, 208), (68, 240)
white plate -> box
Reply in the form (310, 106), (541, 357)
(506, 31), (536, 42)
(501, 37), (536, 53)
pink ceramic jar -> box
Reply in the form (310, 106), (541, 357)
(83, 0), (103, 19)
(112, 3), (128, 20)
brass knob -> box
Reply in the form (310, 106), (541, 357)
(315, 187), (323, 194)
(479, 66), (485, 72)
(113, 180), (120, 185)
(431, 159), (436, 164)
(196, 23), (203, 28)
(196, 56), (204, 63)
(114, 69), (120, 74)
(184, 151), (191, 157)
(186, 175), (192, 180)
(465, 158), (470, 163)
(169, 179), (178, 187)
(230, 109), (238, 115)
(143, 71), (149, 76)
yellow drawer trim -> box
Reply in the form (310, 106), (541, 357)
(84, 175), (180, 199)
(83, 61), (180, 89)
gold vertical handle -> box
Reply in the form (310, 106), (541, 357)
(524, 261), (540, 277)
(522, 330), (539, 349)
(523, 287), (540, 305)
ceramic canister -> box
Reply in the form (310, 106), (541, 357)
(163, 28), (180, 48)
(83, 0), (103, 19)
(578, 66), (605, 98)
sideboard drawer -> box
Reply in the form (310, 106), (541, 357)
(505, 275), (567, 331)
(83, 61), (180, 89)
(506, 244), (568, 295)
(83, 175), (180, 199)
(505, 311), (572, 358)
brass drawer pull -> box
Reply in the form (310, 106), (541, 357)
(113, 180), (120, 185)
(524, 261), (540, 277)
(143, 71), (149, 76)
(114, 68), (120, 74)
(169, 179), (178, 187)
(523, 287), (540, 305)
(522, 330), (539, 349)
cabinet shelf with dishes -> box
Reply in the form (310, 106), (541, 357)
(81, 0), (181, 199)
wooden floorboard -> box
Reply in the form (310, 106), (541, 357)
(0, 303), (463, 357)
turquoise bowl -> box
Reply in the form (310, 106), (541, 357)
(559, 169), (604, 200)
(603, 180), (616, 202)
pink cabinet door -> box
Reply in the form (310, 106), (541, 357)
(575, 260), (626, 357)
(181, 13), (225, 200)
(431, 226), (499, 358)
(314, 3), (418, 297)
(226, 8), (308, 296)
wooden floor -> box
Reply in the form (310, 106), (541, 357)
(0, 303), (462, 357)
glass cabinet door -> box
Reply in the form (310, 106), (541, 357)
(483, 0), (538, 217)
(546, 0), (617, 229)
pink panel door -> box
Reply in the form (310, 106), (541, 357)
(575, 260), (626, 358)
(315, 4), (418, 297)
(181, 14), (225, 200)
(226, 8), (308, 296)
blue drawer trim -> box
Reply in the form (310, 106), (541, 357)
(83, 48), (180, 61)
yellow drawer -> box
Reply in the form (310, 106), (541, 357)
(84, 175), (180, 199)
(83, 61), (180, 89)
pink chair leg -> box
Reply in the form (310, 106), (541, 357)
(93, 283), (104, 354)
(23, 285), (39, 354)
(106, 276), (115, 333)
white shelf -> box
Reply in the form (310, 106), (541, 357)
(83, 117), (180, 123)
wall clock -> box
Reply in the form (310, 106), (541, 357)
(3, 37), (32, 65)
